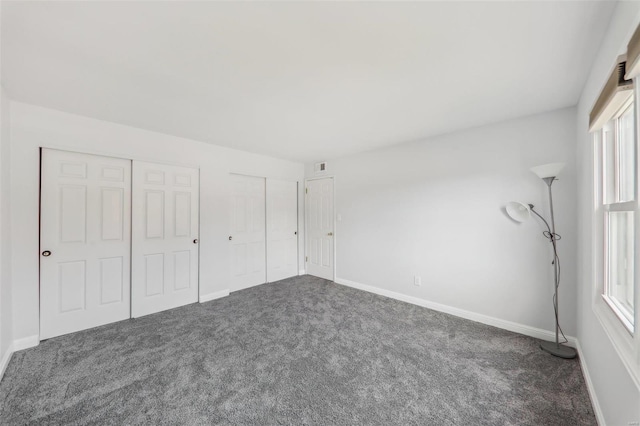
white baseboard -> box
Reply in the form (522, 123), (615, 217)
(232, 281), (267, 293)
(13, 335), (39, 352)
(199, 289), (230, 303)
(576, 341), (605, 425)
(334, 277), (577, 347)
(0, 344), (12, 382)
(299, 270), (306, 276)
(0, 335), (39, 383)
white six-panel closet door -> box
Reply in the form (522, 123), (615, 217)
(266, 179), (298, 282)
(131, 161), (199, 318)
(40, 149), (132, 340)
(229, 174), (267, 290)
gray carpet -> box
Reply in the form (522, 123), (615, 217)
(0, 275), (595, 425)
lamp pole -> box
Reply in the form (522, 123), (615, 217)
(538, 177), (576, 359)
(506, 163), (576, 359)
(545, 177), (560, 349)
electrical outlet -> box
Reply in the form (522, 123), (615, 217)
(414, 275), (421, 286)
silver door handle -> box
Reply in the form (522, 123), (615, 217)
(42, 250), (52, 257)
(327, 232), (333, 236)
(229, 236), (233, 241)
(193, 239), (198, 244)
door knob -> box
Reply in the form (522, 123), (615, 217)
(42, 250), (52, 257)
(229, 236), (233, 241)
(193, 239), (198, 244)
(327, 232), (333, 236)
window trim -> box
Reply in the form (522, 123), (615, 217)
(591, 83), (640, 390)
(601, 98), (636, 332)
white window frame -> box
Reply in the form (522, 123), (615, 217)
(592, 85), (640, 389)
(602, 100), (636, 332)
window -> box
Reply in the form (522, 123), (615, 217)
(590, 23), (640, 389)
(601, 99), (637, 332)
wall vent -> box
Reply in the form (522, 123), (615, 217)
(314, 162), (327, 173)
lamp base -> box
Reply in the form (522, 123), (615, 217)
(540, 341), (577, 359)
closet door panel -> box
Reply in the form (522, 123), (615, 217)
(132, 161), (199, 317)
(229, 174), (266, 290)
(40, 149), (131, 340)
(266, 179), (298, 282)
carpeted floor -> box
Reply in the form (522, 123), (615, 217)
(0, 275), (595, 425)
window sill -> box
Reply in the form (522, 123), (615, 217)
(593, 297), (640, 390)
(602, 294), (635, 333)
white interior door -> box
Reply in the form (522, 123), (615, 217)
(230, 174), (266, 290)
(40, 149), (131, 340)
(266, 179), (298, 282)
(132, 161), (199, 318)
(306, 178), (334, 281)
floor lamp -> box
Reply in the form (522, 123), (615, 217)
(506, 163), (577, 359)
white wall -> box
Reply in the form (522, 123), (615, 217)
(307, 107), (578, 337)
(576, 2), (640, 424)
(0, 0), (12, 377)
(0, 86), (12, 375)
(9, 101), (305, 343)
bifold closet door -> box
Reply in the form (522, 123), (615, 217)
(266, 179), (298, 282)
(131, 161), (199, 318)
(229, 174), (266, 290)
(40, 149), (132, 340)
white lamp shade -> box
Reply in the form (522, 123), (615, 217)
(530, 162), (565, 179)
(506, 201), (531, 222)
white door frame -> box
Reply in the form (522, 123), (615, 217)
(304, 176), (336, 281)
(38, 146), (201, 339)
